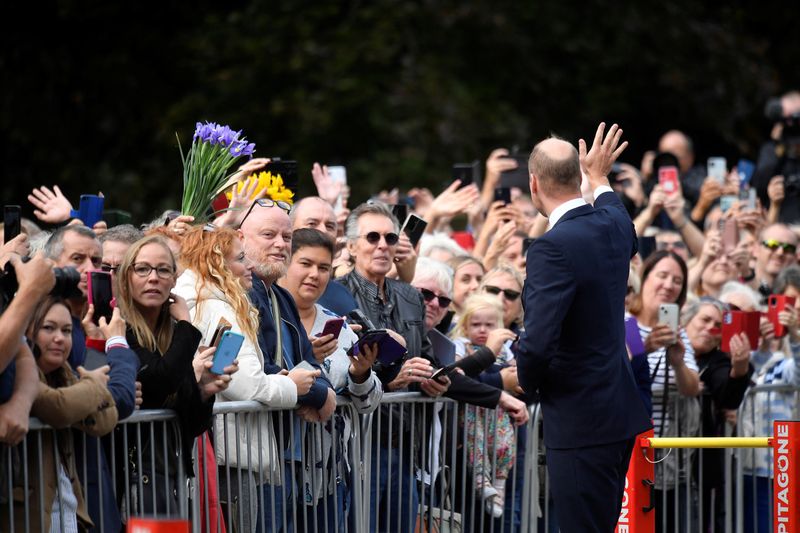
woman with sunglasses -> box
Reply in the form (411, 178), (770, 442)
(115, 235), (237, 517)
(681, 296), (753, 532)
(479, 266), (524, 332)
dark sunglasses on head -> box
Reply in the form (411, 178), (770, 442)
(762, 239), (797, 255)
(238, 198), (293, 229)
(360, 231), (399, 246)
(418, 287), (452, 308)
(484, 285), (521, 301)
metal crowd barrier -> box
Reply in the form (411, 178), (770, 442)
(13, 384), (796, 533)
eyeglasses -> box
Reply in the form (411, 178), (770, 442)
(418, 287), (452, 308)
(101, 263), (119, 274)
(762, 239), (797, 255)
(360, 232), (400, 246)
(132, 263), (175, 279)
(656, 241), (687, 250)
(238, 198), (293, 229)
(484, 285), (521, 301)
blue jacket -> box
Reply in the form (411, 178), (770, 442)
(517, 192), (651, 449)
(249, 276), (332, 409)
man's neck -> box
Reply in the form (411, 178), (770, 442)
(355, 268), (386, 295)
(541, 193), (583, 219)
(755, 266), (774, 287)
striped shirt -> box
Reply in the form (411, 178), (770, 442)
(50, 462), (79, 533)
(638, 324), (697, 436)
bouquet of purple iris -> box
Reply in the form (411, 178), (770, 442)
(179, 121), (256, 219)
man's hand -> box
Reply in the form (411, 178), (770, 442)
(311, 163), (345, 206)
(167, 215), (195, 236)
(98, 307), (127, 340)
(287, 367), (321, 395)
(215, 176), (266, 228)
(81, 304), (104, 340)
(28, 185), (73, 224)
(10, 254), (55, 300)
(1, 234), (30, 260)
(393, 232), (418, 283)
(389, 356), (433, 391)
(498, 391), (529, 425)
(579, 122), (628, 188)
(0, 399), (31, 445)
(499, 366), (524, 395)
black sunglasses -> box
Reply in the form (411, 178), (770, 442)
(238, 198), (292, 229)
(484, 285), (521, 301)
(418, 287), (452, 308)
(762, 239), (797, 255)
(360, 231), (399, 246)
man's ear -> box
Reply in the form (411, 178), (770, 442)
(346, 239), (357, 257)
(529, 173), (538, 196)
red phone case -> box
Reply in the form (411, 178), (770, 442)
(658, 166), (680, 195)
(768, 295), (797, 338)
(721, 310), (760, 352)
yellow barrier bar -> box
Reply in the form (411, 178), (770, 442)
(643, 437), (771, 449)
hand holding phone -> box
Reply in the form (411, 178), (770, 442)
(209, 318), (233, 348)
(317, 317), (345, 340)
(658, 167), (680, 195)
(768, 295), (797, 338)
(210, 331), (244, 374)
(87, 271), (114, 325)
(658, 303), (680, 342)
(70, 194), (105, 228)
(493, 187), (511, 205)
(401, 214), (428, 249)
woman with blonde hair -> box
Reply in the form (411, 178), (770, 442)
(116, 234), (236, 518)
(175, 225), (311, 531)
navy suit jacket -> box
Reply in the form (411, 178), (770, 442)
(517, 192), (651, 449)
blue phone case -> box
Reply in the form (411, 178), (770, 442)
(211, 331), (244, 374)
(70, 194), (105, 227)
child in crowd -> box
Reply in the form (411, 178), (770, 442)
(450, 293), (517, 517)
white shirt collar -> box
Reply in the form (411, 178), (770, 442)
(545, 185), (614, 229)
(547, 197), (587, 229)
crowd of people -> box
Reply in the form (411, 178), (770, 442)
(1, 90), (799, 532)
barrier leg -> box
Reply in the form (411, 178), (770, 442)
(773, 420), (799, 532)
(616, 429), (655, 533)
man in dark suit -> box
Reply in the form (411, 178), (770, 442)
(516, 123), (652, 532)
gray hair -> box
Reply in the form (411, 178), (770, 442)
(774, 265), (800, 294)
(418, 233), (467, 260)
(43, 225), (97, 260)
(719, 281), (762, 310)
(412, 257), (454, 297)
(28, 230), (52, 256)
(481, 264), (524, 292)
(681, 296), (726, 327)
(345, 202), (399, 242)
(99, 224), (144, 245)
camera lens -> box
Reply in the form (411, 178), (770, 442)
(51, 267), (82, 299)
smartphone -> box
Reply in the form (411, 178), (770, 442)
(70, 194), (105, 227)
(658, 303), (679, 332)
(658, 166), (680, 195)
(721, 310), (760, 352)
(265, 159), (299, 194)
(208, 318), (233, 348)
(624, 316), (646, 357)
(521, 237), (535, 256)
(210, 331), (244, 374)
(707, 157), (727, 184)
(3, 205), (21, 243)
(348, 329), (407, 365)
(719, 195), (737, 213)
(87, 270), (114, 325)
(493, 187), (512, 205)
(401, 214), (428, 248)
(737, 159), (755, 189)
(327, 165), (347, 212)
(431, 364), (456, 385)
(768, 295), (797, 338)
(499, 155), (530, 190)
(452, 163), (474, 187)
(722, 218), (739, 254)
(391, 204), (409, 226)
(317, 317), (345, 340)
(743, 188), (757, 211)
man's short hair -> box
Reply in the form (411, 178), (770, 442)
(759, 222), (798, 243)
(344, 202), (399, 242)
(99, 224), (144, 245)
(528, 136), (582, 194)
(43, 225), (97, 260)
(291, 228), (335, 258)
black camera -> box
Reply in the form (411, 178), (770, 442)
(0, 258), (82, 311)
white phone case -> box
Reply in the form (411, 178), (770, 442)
(658, 303), (679, 332)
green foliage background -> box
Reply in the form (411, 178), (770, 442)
(1, 1), (798, 223)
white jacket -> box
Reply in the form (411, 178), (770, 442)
(175, 269), (297, 480)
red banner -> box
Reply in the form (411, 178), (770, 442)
(616, 428), (655, 533)
(127, 518), (189, 533)
(773, 420), (799, 533)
